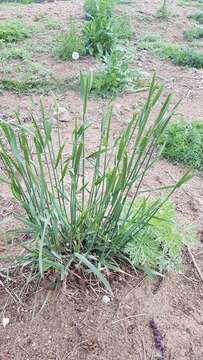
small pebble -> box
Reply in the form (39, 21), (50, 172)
(102, 295), (111, 304)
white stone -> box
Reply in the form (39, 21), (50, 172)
(2, 317), (10, 328)
(102, 295), (110, 304)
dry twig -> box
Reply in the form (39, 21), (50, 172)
(0, 278), (24, 306)
(112, 313), (146, 324)
(187, 246), (203, 281)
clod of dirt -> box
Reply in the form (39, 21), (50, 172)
(149, 319), (165, 360)
(52, 107), (72, 123)
(199, 230), (203, 243)
(152, 277), (163, 295)
(0, 113), (9, 121)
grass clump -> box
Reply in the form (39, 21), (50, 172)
(188, 12), (203, 23)
(0, 73), (192, 290)
(158, 119), (203, 171)
(184, 25), (203, 41)
(0, 20), (30, 42)
(54, 19), (85, 60)
(139, 33), (203, 68)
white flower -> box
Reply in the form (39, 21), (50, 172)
(72, 52), (80, 61)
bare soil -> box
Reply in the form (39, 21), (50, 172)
(0, 1), (203, 359)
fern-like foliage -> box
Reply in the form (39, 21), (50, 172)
(124, 199), (195, 274)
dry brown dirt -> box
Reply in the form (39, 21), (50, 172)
(0, 0), (203, 359)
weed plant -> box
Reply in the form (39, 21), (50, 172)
(83, 1), (139, 97)
(92, 47), (131, 95)
(0, 56), (79, 95)
(15, 0), (34, 3)
(56, 0), (132, 66)
(188, 12), (203, 23)
(44, 18), (61, 30)
(113, 14), (133, 40)
(0, 62), (54, 94)
(158, 119), (203, 171)
(139, 33), (203, 68)
(0, 47), (30, 62)
(184, 25), (203, 41)
(92, 47), (140, 96)
(0, 75), (78, 95)
(124, 199), (194, 273)
(0, 73), (192, 290)
(0, 20), (30, 42)
(157, 0), (169, 19)
(84, 0), (115, 20)
(83, 7), (132, 56)
(55, 18), (85, 60)
(0, 78), (53, 94)
(162, 44), (203, 67)
(83, 14), (115, 56)
(179, 0), (203, 6)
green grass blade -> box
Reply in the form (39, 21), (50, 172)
(74, 253), (113, 295)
